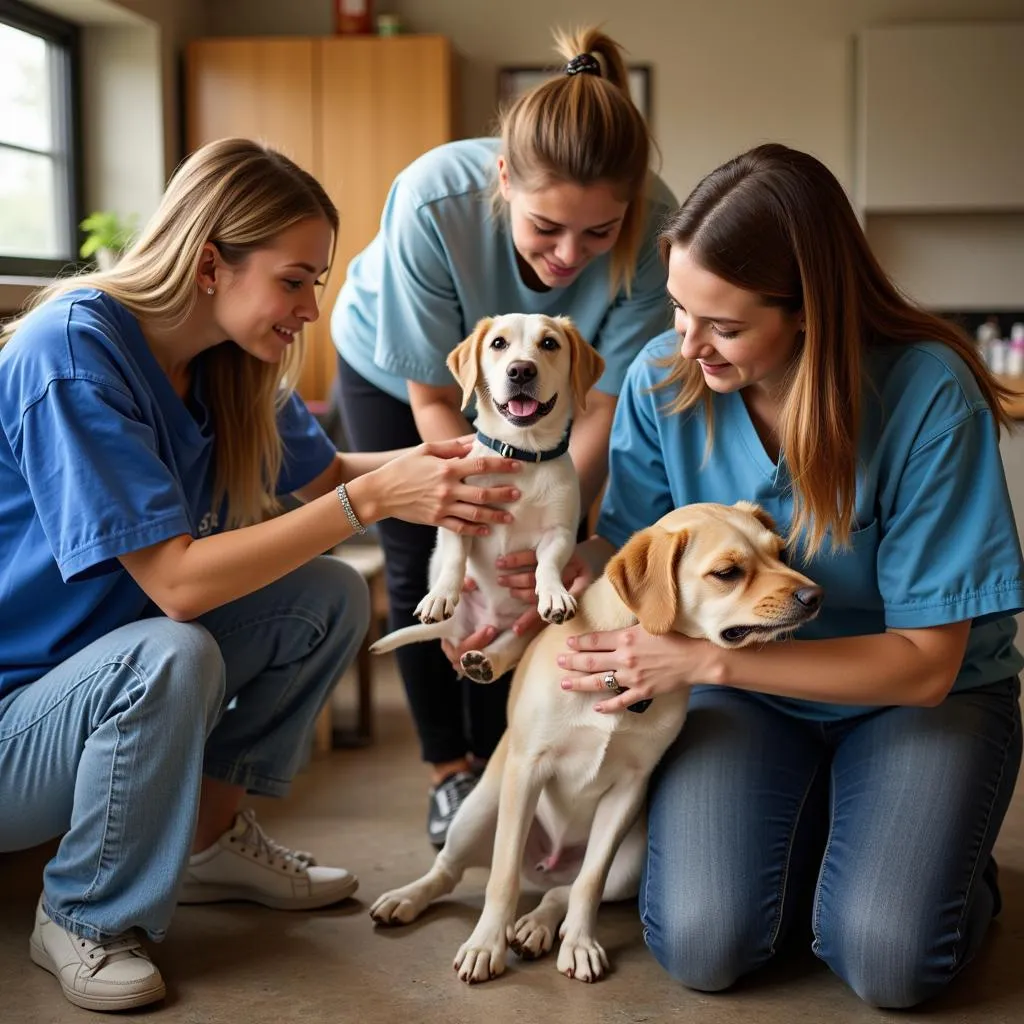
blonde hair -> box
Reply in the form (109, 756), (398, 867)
(655, 143), (1014, 558)
(1, 138), (338, 530)
(496, 26), (653, 296)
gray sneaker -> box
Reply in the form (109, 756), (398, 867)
(427, 769), (478, 849)
(29, 897), (166, 1012)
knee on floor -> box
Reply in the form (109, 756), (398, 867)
(815, 908), (947, 1009)
(642, 903), (764, 993)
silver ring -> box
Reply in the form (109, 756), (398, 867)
(602, 670), (619, 691)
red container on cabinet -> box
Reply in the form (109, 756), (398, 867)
(335, 0), (373, 34)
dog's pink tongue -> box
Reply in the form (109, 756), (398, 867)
(509, 397), (539, 417)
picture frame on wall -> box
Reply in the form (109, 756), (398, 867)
(497, 64), (652, 121)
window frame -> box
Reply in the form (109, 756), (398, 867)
(0, 0), (82, 278)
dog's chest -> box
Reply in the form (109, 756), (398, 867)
(467, 452), (577, 553)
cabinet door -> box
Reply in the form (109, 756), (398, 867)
(185, 39), (323, 399)
(857, 24), (1024, 212)
(315, 35), (455, 399)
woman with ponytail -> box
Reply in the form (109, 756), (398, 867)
(331, 27), (676, 848)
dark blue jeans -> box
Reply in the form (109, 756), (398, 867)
(640, 679), (1021, 1009)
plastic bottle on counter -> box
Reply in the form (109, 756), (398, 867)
(977, 321), (1001, 372)
(1009, 323), (1024, 378)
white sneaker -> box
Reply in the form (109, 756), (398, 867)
(177, 808), (359, 910)
(29, 897), (166, 1012)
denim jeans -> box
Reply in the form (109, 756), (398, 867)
(640, 679), (1022, 1009)
(0, 556), (369, 943)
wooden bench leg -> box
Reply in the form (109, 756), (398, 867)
(331, 630), (375, 748)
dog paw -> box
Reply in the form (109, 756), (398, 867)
(415, 589), (459, 624)
(508, 914), (556, 960)
(369, 888), (427, 926)
(460, 650), (494, 683)
(453, 933), (507, 984)
(537, 587), (577, 625)
(556, 934), (609, 982)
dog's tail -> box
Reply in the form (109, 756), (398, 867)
(369, 619), (455, 655)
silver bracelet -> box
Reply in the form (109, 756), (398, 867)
(336, 482), (366, 535)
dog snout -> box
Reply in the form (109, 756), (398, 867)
(506, 360), (537, 384)
(793, 586), (823, 611)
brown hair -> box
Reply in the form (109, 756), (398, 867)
(497, 26), (653, 296)
(656, 143), (1013, 556)
(2, 138), (338, 529)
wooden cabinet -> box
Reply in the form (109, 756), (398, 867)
(186, 35), (455, 401)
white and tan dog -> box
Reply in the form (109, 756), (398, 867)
(370, 313), (604, 683)
(370, 502), (823, 984)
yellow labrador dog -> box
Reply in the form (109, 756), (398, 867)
(370, 313), (604, 683)
(370, 502), (823, 984)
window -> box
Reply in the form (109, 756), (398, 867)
(0, 0), (80, 277)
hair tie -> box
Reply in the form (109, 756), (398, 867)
(565, 54), (601, 78)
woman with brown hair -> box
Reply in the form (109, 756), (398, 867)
(331, 26), (676, 848)
(0, 137), (522, 1012)
(554, 143), (1023, 1007)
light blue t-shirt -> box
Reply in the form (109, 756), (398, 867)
(598, 330), (1024, 721)
(0, 289), (336, 697)
(331, 138), (678, 403)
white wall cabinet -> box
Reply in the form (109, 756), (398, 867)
(855, 23), (1024, 213)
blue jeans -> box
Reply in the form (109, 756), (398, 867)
(640, 680), (1022, 1009)
(0, 556), (369, 943)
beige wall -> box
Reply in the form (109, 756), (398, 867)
(81, 22), (163, 219)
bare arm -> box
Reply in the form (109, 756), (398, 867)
(569, 390), (617, 512)
(120, 440), (524, 622)
(408, 380), (470, 442)
(712, 621), (972, 707)
(291, 449), (419, 504)
(560, 620), (973, 711)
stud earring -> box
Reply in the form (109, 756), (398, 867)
(207, 287), (214, 295)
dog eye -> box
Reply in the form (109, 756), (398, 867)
(539, 336), (560, 351)
(490, 336), (508, 350)
(710, 566), (744, 582)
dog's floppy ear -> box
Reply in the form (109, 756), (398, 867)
(733, 500), (777, 534)
(557, 317), (605, 414)
(606, 525), (689, 635)
(447, 317), (493, 410)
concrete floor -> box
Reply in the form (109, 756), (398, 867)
(2, 650), (1024, 1024)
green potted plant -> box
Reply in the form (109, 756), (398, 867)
(79, 211), (138, 269)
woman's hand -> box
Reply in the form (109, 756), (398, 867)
(496, 548), (593, 637)
(350, 437), (522, 534)
(438, 549), (593, 672)
(556, 626), (722, 712)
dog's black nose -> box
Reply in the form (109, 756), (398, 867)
(506, 360), (537, 382)
(794, 586), (823, 610)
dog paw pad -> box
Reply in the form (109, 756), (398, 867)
(461, 651), (494, 683)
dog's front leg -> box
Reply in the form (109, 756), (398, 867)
(454, 748), (547, 984)
(415, 530), (472, 624)
(369, 752), (503, 926)
(534, 525), (578, 624)
(556, 773), (649, 982)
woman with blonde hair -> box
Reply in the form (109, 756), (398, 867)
(331, 26), (676, 847)
(0, 137), (522, 1012)
(555, 143), (1023, 1007)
